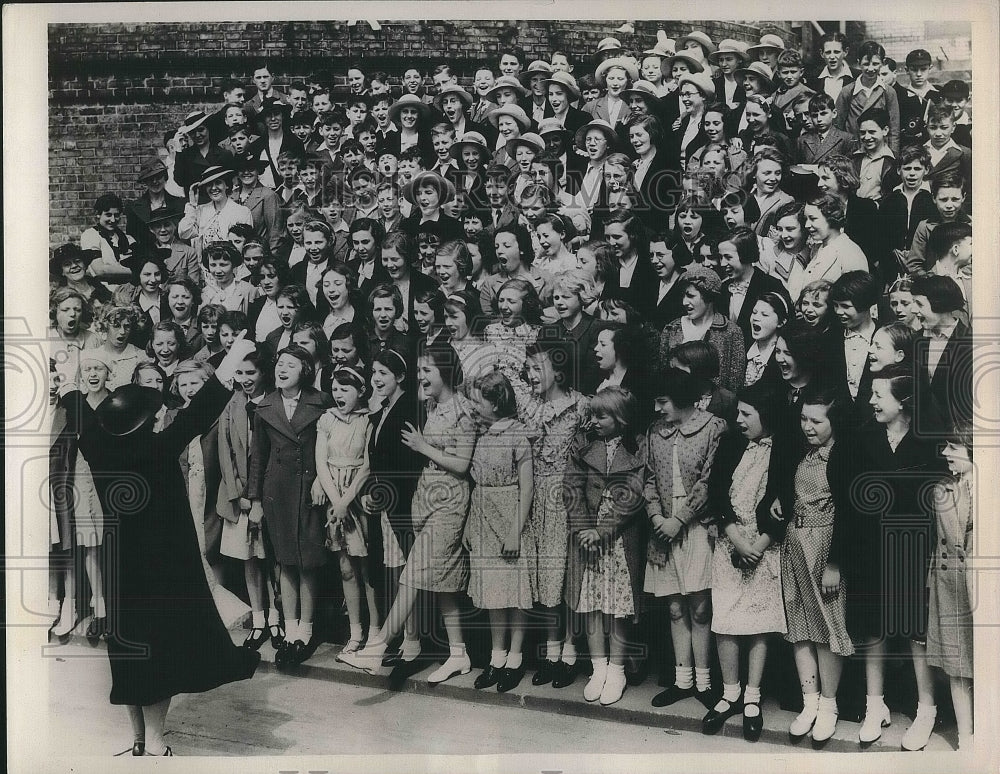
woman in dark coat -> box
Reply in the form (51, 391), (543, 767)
(247, 344), (334, 668)
(56, 334), (260, 757)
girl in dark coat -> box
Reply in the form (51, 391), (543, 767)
(56, 333), (260, 757)
(247, 344), (334, 667)
(848, 368), (947, 745)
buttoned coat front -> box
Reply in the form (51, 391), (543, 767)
(247, 386), (334, 568)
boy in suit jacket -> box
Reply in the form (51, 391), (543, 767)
(833, 41), (900, 154)
(796, 94), (857, 165)
(923, 104), (973, 211)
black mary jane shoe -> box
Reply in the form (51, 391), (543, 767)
(532, 660), (559, 686)
(697, 688), (719, 710)
(651, 684), (695, 708)
(285, 640), (310, 667)
(388, 656), (427, 686)
(132, 741), (144, 756)
(268, 623), (285, 650)
(86, 616), (106, 644)
(743, 704), (764, 742)
(625, 657), (648, 686)
(702, 697), (744, 735)
(243, 627), (268, 651)
(496, 665), (526, 693)
(273, 639), (292, 668)
(381, 650), (403, 668)
(474, 664), (502, 690)
(550, 660), (580, 689)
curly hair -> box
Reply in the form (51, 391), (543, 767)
(49, 287), (93, 329)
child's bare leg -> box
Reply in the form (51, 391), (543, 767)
(509, 608), (527, 659)
(667, 594), (693, 668)
(950, 676), (973, 737)
(716, 633), (741, 686)
(689, 589), (712, 670)
(910, 640), (935, 706)
(244, 558), (265, 613)
(607, 615), (628, 667)
(337, 552), (363, 638)
(816, 644), (843, 698)
(747, 635), (768, 690)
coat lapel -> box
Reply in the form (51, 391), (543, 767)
(290, 388), (328, 435)
(255, 391), (299, 442)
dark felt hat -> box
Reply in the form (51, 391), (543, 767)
(49, 243), (100, 277)
(96, 385), (164, 436)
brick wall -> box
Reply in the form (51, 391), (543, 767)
(50, 20), (798, 247)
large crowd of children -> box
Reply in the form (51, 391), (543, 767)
(48, 26), (975, 751)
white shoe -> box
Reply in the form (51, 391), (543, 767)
(599, 668), (627, 706)
(427, 654), (471, 684)
(957, 733), (972, 751)
(901, 707), (937, 751)
(584, 660), (608, 702)
(338, 641), (387, 674)
(812, 704), (839, 742)
(51, 598), (78, 637)
(859, 701), (892, 743)
(789, 693), (820, 737)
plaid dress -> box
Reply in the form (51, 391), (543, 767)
(781, 444), (855, 655)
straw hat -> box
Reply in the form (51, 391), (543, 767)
(542, 70), (582, 101)
(433, 84), (474, 112)
(387, 93), (432, 124)
(621, 80), (661, 103)
(486, 103), (531, 131)
(536, 118), (574, 139)
(664, 51), (706, 75)
(485, 75), (529, 102)
(643, 40), (676, 58)
(179, 110), (211, 133)
(505, 132), (545, 158)
(677, 72), (717, 101)
(735, 61), (775, 91)
(747, 34), (786, 54)
(449, 131), (490, 160)
(595, 56), (640, 87)
(596, 37), (624, 54)
(709, 39), (750, 65)
(519, 59), (554, 86)
(193, 165), (236, 189)
(676, 30), (717, 58)
(575, 119), (619, 153)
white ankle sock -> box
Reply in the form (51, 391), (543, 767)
(449, 644), (467, 658)
(606, 662), (625, 677)
(251, 610), (266, 629)
(349, 623), (363, 641)
(545, 640), (561, 662)
(267, 608), (280, 627)
(562, 642), (577, 666)
(866, 694), (887, 710)
(818, 695), (838, 713)
(723, 682), (741, 703)
(490, 649), (508, 668)
(916, 701), (937, 716)
(506, 652), (523, 669)
(695, 667), (712, 693)
(743, 685), (761, 705)
(299, 621), (313, 643)
(675, 665), (694, 690)
(401, 636), (420, 659)
(93, 597), (106, 619)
